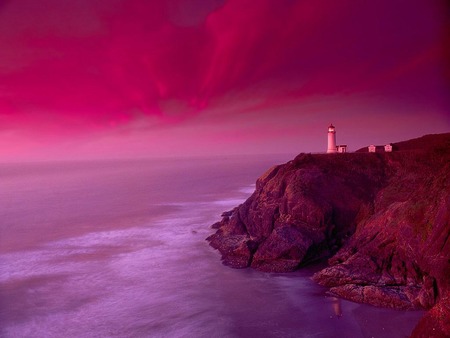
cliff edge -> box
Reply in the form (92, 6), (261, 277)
(207, 133), (450, 337)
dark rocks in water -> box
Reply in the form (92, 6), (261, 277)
(313, 134), (450, 314)
(207, 132), (450, 335)
(207, 152), (388, 271)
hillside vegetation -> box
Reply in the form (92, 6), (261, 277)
(207, 133), (450, 337)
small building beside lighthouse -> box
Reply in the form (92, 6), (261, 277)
(327, 124), (337, 153)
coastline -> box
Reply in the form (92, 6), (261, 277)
(0, 156), (425, 337)
(207, 133), (450, 337)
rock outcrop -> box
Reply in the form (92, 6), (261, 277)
(207, 133), (450, 336)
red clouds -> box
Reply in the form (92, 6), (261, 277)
(0, 0), (448, 141)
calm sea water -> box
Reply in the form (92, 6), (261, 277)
(0, 157), (423, 338)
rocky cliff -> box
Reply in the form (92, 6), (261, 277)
(207, 133), (450, 337)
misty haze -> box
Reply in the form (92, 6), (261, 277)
(0, 157), (424, 337)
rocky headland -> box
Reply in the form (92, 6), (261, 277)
(207, 133), (450, 337)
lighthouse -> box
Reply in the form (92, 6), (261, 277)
(327, 124), (337, 153)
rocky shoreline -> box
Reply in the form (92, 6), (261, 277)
(207, 133), (450, 337)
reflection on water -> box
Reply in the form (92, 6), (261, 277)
(331, 297), (343, 318)
(0, 158), (423, 337)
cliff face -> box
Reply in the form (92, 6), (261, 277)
(207, 133), (450, 336)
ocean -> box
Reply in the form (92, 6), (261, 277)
(0, 156), (423, 337)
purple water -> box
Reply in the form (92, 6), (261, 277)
(0, 157), (423, 337)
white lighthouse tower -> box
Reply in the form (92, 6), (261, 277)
(327, 124), (337, 153)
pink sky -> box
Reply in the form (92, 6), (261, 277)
(0, 0), (449, 161)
